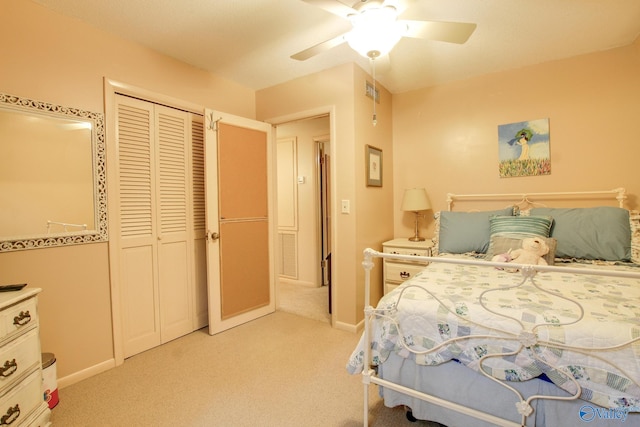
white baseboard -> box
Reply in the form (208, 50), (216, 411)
(58, 359), (116, 389)
(278, 277), (317, 287)
(333, 318), (364, 334)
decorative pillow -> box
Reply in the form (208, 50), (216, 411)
(486, 235), (557, 265)
(436, 207), (516, 254)
(432, 211), (442, 255)
(530, 207), (631, 261)
(630, 210), (640, 264)
(489, 215), (553, 238)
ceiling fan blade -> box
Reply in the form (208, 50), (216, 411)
(402, 20), (477, 44)
(291, 32), (349, 61)
(302, 0), (356, 18)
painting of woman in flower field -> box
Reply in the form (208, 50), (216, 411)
(497, 118), (550, 178)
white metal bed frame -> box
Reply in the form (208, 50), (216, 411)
(359, 188), (639, 427)
(445, 187), (628, 211)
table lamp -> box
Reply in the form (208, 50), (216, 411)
(401, 188), (431, 241)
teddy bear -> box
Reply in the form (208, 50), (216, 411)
(491, 237), (549, 271)
(491, 237), (549, 273)
(510, 237), (549, 266)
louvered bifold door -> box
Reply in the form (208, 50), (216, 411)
(116, 96), (196, 358)
(116, 95), (160, 357)
(155, 105), (194, 343)
(190, 115), (208, 329)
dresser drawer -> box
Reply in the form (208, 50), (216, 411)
(20, 402), (51, 427)
(384, 282), (400, 295)
(383, 246), (430, 257)
(0, 369), (43, 426)
(385, 261), (426, 283)
(0, 329), (40, 395)
(0, 298), (37, 343)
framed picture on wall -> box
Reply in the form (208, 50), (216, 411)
(497, 118), (551, 178)
(366, 145), (382, 187)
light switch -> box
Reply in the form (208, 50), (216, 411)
(341, 199), (350, 214)
(297, 176), (305, 184)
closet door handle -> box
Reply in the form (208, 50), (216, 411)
(210, 232), (220, 241)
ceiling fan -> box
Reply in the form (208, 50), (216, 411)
(291, 0), (477, 61)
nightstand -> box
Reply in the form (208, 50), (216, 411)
(382, 238), (433, 294)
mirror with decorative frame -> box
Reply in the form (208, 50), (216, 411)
(0, 93), (107, 251)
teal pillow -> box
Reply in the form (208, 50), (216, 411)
(531, 207), (631, 261)
(439, 207), (515, 254)
(489, 215), (553, 238)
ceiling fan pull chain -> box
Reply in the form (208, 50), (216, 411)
(371, 57), (377, 126)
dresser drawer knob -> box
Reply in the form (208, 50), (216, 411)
(0, 360), (17, 378)
(12, 311), (31, 327)
(0, 404), (19, 425)
(400, 271), (410, 279)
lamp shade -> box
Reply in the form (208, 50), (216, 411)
(401, 188), (431, 212)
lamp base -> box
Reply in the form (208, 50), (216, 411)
(408, 212), (425, 242)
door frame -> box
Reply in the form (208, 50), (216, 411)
(265, 107), (337, 325)
(104, 78), (204, 367)
(314, 136), (330, 286)
(315, 135), (331, 313)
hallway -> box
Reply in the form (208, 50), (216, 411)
(277, 280), (330, 323)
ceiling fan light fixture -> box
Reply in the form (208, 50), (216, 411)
(347, 6), (404, 58)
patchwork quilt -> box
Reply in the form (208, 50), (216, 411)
(347, 259), (640, 410)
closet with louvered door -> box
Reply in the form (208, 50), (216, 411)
(115, 94), (204, 358)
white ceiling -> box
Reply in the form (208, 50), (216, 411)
(32, 0), (640, 94)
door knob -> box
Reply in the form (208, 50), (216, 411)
(211, 232), (220, 241)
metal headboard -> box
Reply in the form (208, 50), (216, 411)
(446, 188), (627, 211)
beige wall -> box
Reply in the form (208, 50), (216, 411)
(257, 63), (394, 328)
(0, 1), (254, 117)
(0, 0), (255, 383)
(393, 38), (640, 239)
(353, 66), (394, 314)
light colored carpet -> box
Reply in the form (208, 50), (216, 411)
(49, 311), (443, 426)
(277, 280), (331, 324)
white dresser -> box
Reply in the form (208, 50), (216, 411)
(0, 288), (50, 426)
(382, 238), (433, 294)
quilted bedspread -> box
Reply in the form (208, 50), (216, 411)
(347, 258), (640, 410)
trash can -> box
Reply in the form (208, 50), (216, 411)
(41, 353), (59, 409)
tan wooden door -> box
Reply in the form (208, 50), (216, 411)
(204, 110), (275, 335)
